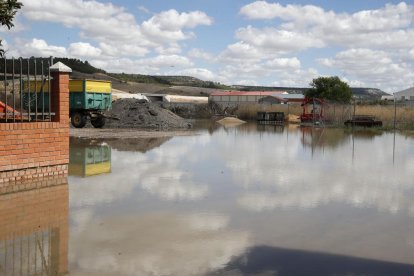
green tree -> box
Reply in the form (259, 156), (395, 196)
(306, 76), (352, 103)
(0, 0), (23, 56)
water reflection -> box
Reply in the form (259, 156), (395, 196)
(106, 137), (171, 153)
(0, 177), (68, 275)
(69, 135), (210, 208)
(69, 138), (111, 177)
(70, 213), (249, 276)
(300, 126), (348, 149)
(68, 124), (414, 274)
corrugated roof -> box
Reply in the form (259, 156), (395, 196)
(394, 87), (414, 95)
(210, 91), (287, 96)
(258, 95), (287, 103)
(280, 94), (304, 99)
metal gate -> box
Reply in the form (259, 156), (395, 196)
(0, 57), (53, 123)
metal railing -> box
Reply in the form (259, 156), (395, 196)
(0, 57), (53, 123)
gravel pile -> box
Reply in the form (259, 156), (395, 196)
(105, 98), (192, 129)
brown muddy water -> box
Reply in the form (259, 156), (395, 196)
(67, 123), (414, 275)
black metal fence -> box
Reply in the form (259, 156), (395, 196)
(0, 57), (53, 123)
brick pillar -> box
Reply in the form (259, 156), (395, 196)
(50, 62), (72, 124)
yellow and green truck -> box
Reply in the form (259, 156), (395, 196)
(23, 79), (112, 128)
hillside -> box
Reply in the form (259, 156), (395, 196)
(108, 73), (230, 89)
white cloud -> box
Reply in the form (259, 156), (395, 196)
(219, 41), (269, 62)
(141, 9), (213, 44)
(13, 38), (67, 57)
(176, 68), (221, 82)
(188, 48), (213, 60)
(236, 26), (325, 52)
(137, 5), (151, 14)
(217, 57), (309, 86)
(155, 44), (182, 55)
(271, 68), (319, 87)
(68, 42), (102, 58)
(22, 0), (142, 40)
(239, 1), (414, 51)
(265, 57), (301, 70)
(233, 79), (259, 86)
(320, 48), (414, 92)
(20, 0), (213, 58)
(240, 1), (328, 25)
(142, 54), (193, 68)
(224, 1), (414, 90)
(241, 2), (413, 31)
(98, 42), (149, 58)
(90, 54), (193, 75)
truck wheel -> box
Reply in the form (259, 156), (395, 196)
(71, 112), (87, 128)
(91, 116), (106, 128)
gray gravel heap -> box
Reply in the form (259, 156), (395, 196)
(105, 98), (192, 129)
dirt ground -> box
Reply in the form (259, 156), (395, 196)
(70, 128), (199, 139)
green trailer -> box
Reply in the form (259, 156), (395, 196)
(23, 79), (112, 128)
(69, 79), (112, 128)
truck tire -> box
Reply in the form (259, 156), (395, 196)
(91, 116), (106, 128)
(71, 112), (87, 128)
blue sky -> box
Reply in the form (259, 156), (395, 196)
(1, 0), (414, 92)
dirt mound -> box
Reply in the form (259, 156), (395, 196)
(216, 117), (246, 126)
(287, 114), (300, 123)
(105, 98), (192, 129)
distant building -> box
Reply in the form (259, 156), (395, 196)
(258, 95), (287, 105)
(380, 95), (394, 101)
(278, 93), (305, 103)
(209, 91), (304, 105)
(394, 87), (414, 101)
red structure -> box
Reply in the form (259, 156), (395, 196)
(300, 97), (325, 123)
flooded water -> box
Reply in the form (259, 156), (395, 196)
(68, 123), (414, 275)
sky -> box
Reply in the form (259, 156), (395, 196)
(1, 0), (414, 93)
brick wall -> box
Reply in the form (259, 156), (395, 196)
(0, 63), (71, 183)
(0, 178), (68, 275)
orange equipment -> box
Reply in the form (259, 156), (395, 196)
(0, 100), (22, 121)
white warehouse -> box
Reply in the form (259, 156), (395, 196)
(394, 87), (414, 101)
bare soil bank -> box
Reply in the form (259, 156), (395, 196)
(70, 128), (198, 139)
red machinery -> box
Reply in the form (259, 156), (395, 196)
(0, 100), (22, 121)
(299, 97), (324, 123)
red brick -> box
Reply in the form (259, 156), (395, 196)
(0, 70), (69, 180)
